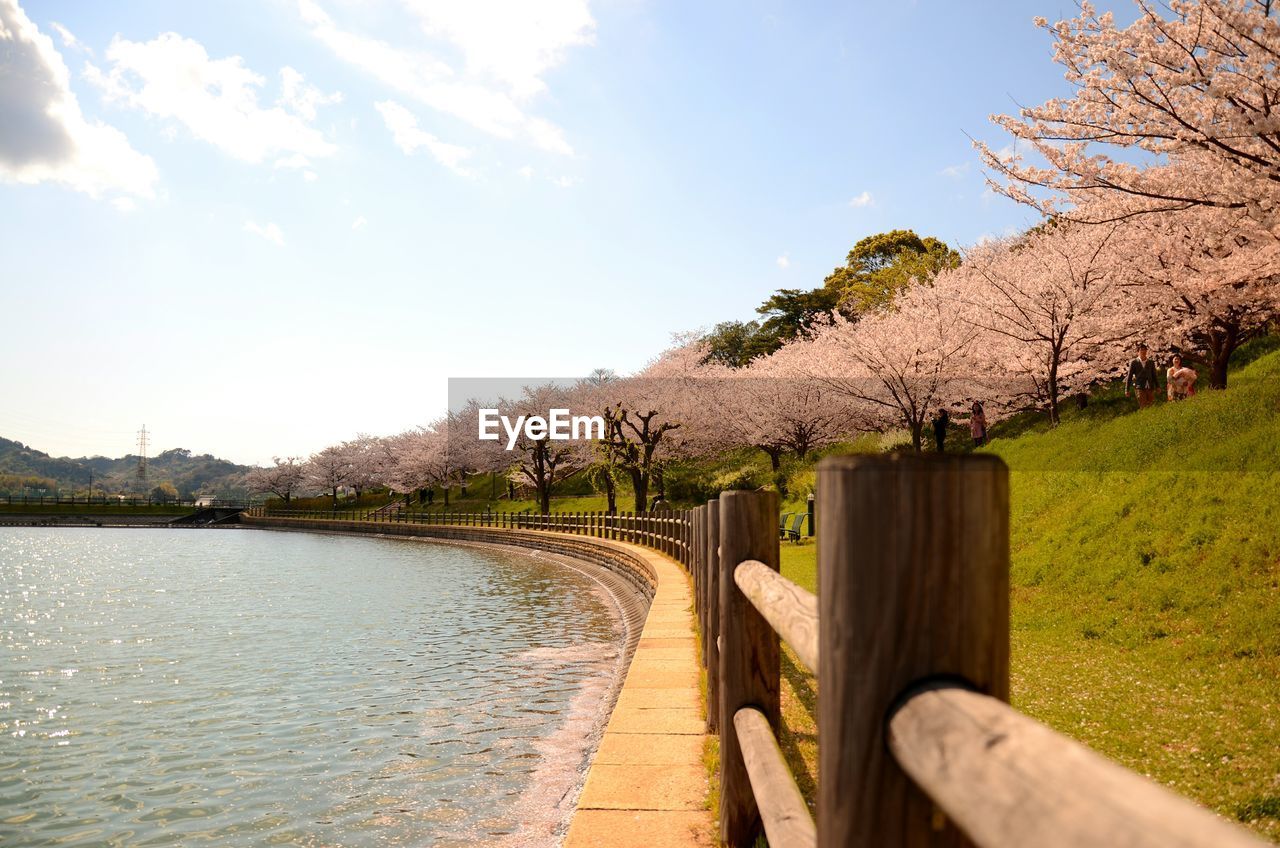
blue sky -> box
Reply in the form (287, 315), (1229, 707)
(0, 0), (1132, 465)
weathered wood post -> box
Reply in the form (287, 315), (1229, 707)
(718, 490), (780, 848)
(693, 506), (705, 617)
(704, 497), (720, 733)
(818, 453), (1009, 848)
(683, 510), (691, 566)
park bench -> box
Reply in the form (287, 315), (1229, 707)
(780, 512), (807, 542)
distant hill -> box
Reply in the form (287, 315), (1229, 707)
(0, 437), (254, 499)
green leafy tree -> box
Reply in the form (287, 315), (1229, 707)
(700, 320), (765, 368)
(150, 482), (179, 502)
(825, 229), (960, 317)
(756, 287), (841, 345)
(700, 288), (841, 368)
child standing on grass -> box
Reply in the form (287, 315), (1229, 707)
(1167, 354), (1198, 400)
(970, 401), (987, 447)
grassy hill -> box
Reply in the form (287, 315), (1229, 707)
(765, 346), (1280, 838)
(991, 347), (1280, 836)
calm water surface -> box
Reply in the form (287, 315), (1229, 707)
(0, 528), (627, 847)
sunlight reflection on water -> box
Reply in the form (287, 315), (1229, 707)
(0, 528), (626, 847)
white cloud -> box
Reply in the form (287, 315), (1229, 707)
(351, 215), (367, 230)
(939, 163), (970, 179)
(517, 165), (534, 180)
(0, 0), (157, 201)
(86, 33), (339, 164)
(296, 0), (587, 155)
(848, 191), (874, 208)
(375, 100), (473, 176)
(551, 175), (577, 188)
(49, 21), (86, 53)
(776, 254), (790, 269)
(401, 0), (594, 99)
(278, 65), (342, 121)
(274, 153), (311, 169)
(244, 219), (285, 246)
(304, 170), (318, 182)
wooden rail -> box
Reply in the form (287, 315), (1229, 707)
(253, 459), (1272, 848)
(252, 505), (698, 569)
(683, 457), (1269, 848)
(733, 559), (818, 675)
(888, 683), (1265, 848)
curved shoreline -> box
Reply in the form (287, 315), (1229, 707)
(240, 523), (646, 845)
(241, 516), (713, 847)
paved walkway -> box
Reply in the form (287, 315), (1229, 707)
(563, 545), (714, 848)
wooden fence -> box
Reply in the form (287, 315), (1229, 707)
(252, 455), (1270, 847)
(252, 506), (699, 566)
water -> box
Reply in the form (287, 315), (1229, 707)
(0, 528), (630, 847)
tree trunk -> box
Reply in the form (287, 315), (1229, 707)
(910, 422), (923, 453)
(1047, 360), (1061, 426)
(1207, 323), (1238, 389)
(1189, 320), (1241, 390)
(761, 446), (783, 471)
(443, 486), (449, 506)
(604, 474), (617, 514)
(630, 467), (648, 513)
(539, 485), (551, 515)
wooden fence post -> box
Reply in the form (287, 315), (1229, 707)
(704, 497), (720, 734)
(718, 490), (780, 848)
(818, 453), (1009, 848)
(696, 504), (706, 617)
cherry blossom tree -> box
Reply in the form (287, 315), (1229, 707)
(378, 427), (439, 499)
(559, 370), (629, 513)
(980, 1), (1280, 225)
(340, 435), (387, 498)
(306, 445), (352, 507)
(797, 284), (979, 452)
(420, 415), (470, 505)
(1114, 204), (1280, 386)
(698, 343), (856, 469)
(954, 222), (1140, 423)
(492, 384), (586, 515)
(245, 456), (305, 504)
(583, 346), (703, 511)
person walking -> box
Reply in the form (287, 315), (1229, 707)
(1124, 343), (1160, 409)
(1167, 354), (1198, 400)
(931, 408), (950, 453)
(970, 401), (988, 447)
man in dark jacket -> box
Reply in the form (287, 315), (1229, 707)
(1124, 343), (1160, 409)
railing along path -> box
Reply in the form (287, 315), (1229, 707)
(249, 457), (1271, 848)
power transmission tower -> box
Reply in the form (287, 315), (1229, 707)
(136, 425), (149, 483)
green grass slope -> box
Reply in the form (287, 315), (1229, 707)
(988, 350), (1280, 837)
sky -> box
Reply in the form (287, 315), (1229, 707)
(0, 0), (1135, 466)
